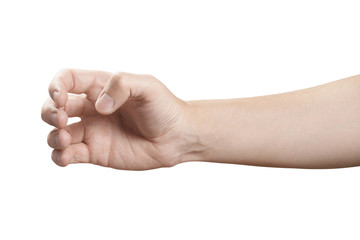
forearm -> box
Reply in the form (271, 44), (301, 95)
(183, 75), (360, 168)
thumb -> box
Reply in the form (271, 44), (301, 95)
(95, 72), (157, 115)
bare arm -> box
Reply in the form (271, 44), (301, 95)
(42, 70), (360, 170)
(183, 75), (360, 168)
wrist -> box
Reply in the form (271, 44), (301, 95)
(176, 98), (249, 165)
(176, 100), (209, 164)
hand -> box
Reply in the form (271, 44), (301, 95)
(41, 69), (196, 170)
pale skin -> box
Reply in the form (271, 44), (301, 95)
(41, 69), (360, 170)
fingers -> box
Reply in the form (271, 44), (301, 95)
(52, 143), (90, 167)
(95, 72), (161, 115)
(47, 129), (71, 150)
(48, 122), (88, 167)
(47, 122), (85, 150)
(41, 95), (96, 128)
(48, 69), (112, 107)
(41, 98), (68, 129)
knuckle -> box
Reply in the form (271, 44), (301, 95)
(112, 72), (127, 89)
(136, 74), (160, 91)
(144, 74), (162, 91)
(49, 68), (71, 93)
(54, 68), (70, 83)
(58, 68), (71, 76)
(56, 72), (67, 83)
(147, 74), (161, 85)
(56, 68), (72, 81)
(114, 71), (124, 78)
(140, 74), (158, 83)
(144, 74), (156, 80)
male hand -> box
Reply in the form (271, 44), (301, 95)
(41, 69), (195, 170)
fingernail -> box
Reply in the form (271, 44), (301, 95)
(55, 133), (60, 147)
(50, 113), (58, 126)
(97, 93), (114, 112)
(52, 150), (61, 164)
(53, 90), (59, 102)
(56, 152), (61, 163)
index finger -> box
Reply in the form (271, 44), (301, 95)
(48, 68), (112, 107)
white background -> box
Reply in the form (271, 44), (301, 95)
(1, 0), (360, 239)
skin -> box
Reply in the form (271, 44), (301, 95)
(42, 69), (360, 170)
